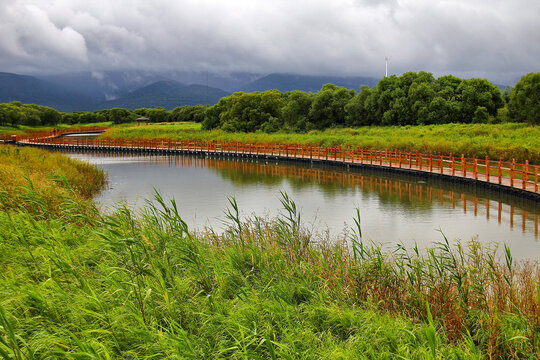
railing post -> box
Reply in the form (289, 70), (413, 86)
(498, 158), (502, 184)
(439, 153), (443, 174)
(486, 156), (490, 182)
(418, 153), (421, 170)
(429, 154), (433, 172)
(461, 154), (466, 177)
(511, 158), (515, 187)
(473, 156), (478, 180)
(535, 166), (538, 193)
(523, 160), (528, 190)
(451, 155), (455, 176)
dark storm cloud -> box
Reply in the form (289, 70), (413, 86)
(0, 0), (538, 83)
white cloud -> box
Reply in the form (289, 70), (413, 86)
(0, 0), (538, 83)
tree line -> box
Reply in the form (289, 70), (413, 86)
(202, 71), (538, 131)
(0, 103), (208, 127)
(1, 72), (538, 130)
(204, 72), (492, 132)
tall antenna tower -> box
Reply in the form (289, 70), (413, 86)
(385, 56), (388, 77)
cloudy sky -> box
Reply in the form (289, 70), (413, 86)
(0, 0), (538, 83)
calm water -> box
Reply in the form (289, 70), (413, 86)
(64, 150), (540, 260)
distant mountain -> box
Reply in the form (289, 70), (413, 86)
(0, 72), (102, 111)
(1, 70), (381, 112)
(41, 70), (170, 101)
(96, 81), (229, 110)
(41, 70), (261, 97)
(238, 73), (379, 93)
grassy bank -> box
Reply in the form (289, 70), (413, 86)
(0, 122), (113, 139)
(0, 145), (106, 217)
(99, 122), (540, 163)
(1, 145), (539, 358)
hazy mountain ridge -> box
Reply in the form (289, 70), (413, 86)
(0, 72), (232, 111)
(1, 71), (381, 112)
(97, 81), (229, 110)
(40, 70), (261, 96)
(0, 72), (101, 112)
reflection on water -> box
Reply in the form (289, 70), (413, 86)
(64, 150), (540, 260)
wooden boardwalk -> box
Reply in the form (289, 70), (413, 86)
(14, 127), (540, 201)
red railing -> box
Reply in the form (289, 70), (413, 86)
(8, 127), (107, 142)
(18, 130), (540, 194)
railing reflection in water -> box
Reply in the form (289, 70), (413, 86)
(69, 150), (539, 239)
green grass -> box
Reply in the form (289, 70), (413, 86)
(0, 122), (113, 139)
(0, 145), (106, 218)
(99, 122), (540, 163)
(1, 146), (539, 358)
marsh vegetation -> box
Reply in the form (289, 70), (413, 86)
(0, 146), (539, 359)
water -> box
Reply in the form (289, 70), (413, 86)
(65, 150), (540, 261)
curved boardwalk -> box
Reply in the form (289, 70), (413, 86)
(15, 127), (540, 201)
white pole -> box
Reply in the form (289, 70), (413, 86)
(385, 56), (388, 77)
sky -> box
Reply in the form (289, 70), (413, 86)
(0, 0), (538, 84)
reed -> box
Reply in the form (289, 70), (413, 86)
(1, 188), (538, 358)
(0, 145), (105, 218)
(1, 148), (539, 358)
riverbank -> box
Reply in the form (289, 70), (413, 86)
(0, 122), (113, 140)
(99, 122), (540, 163)
(0, 146), (539, 358)
(0, 146), (105, 217)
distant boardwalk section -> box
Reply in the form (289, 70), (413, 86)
(15, 128), (540, 201)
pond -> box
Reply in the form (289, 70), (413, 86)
(63, 149), (540, 261)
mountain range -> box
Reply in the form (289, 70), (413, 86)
(99, 81), (229, 110)
(0, 70), (379, 112)
(0, 72), (100, 112)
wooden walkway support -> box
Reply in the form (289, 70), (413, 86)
(14, 128), (540, 199)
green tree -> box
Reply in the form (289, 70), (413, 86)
(458, 78), (503, 122)
(509, 72), (540, 124)
(146, 108), (169, 123)
(281, 90), (314, 131)
(473, 106), (489, 123)
(344, 86), (372, 126)
(134, 108), (150, 118)
(308, 84), (354, 129)
(62, 113), (77, 124)
(107, 108), (134, 124)
(215, 90), (284, 133)
(39, 107), (61, 125)
(203, 97), (230, 130)
(426, 97), (461, 124)
(77, 112), (98, 123)
(171, 105), (208, 123)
